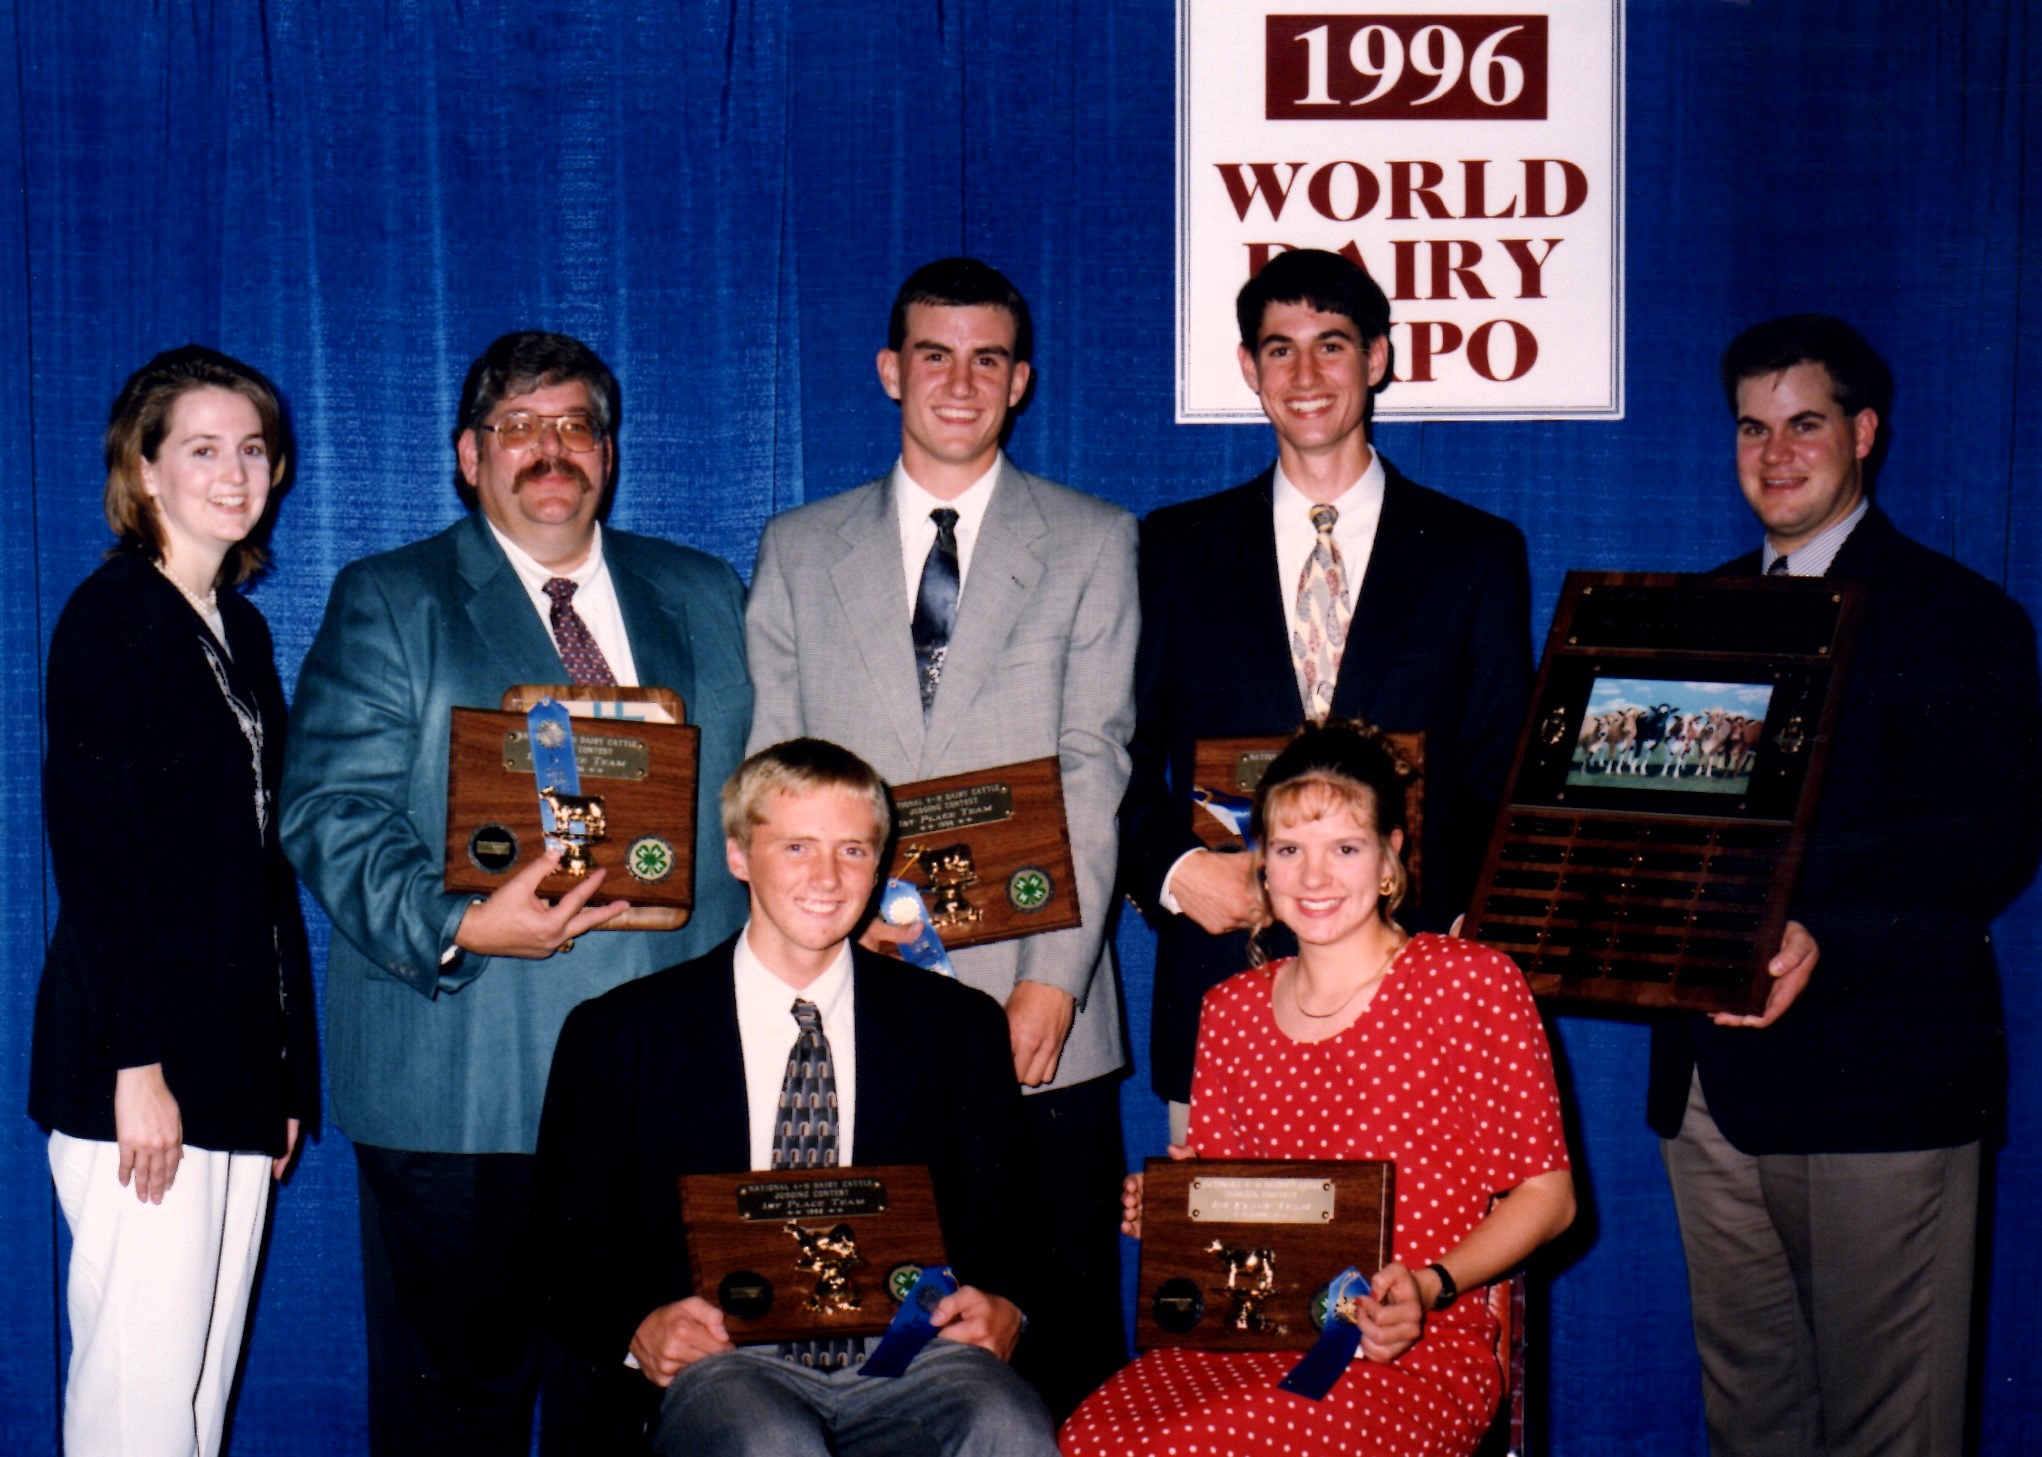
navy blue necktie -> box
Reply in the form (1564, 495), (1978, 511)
(911, 508), (960, 713)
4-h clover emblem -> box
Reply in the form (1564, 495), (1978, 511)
(1007, 867), (1052, 913)
(627, 835), (675, 884)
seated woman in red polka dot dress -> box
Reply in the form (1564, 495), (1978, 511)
(1061, 720), (1576, 1457)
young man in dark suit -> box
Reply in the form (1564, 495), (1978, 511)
(534, 737), (1058, 1456)
(1120, 248), (1532, 1136)
(1650, 315), (2042, 1456)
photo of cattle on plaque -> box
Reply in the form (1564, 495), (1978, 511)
(1567, 677), (1774, 792)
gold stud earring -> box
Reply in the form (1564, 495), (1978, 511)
(1379, 877), (1395, 897)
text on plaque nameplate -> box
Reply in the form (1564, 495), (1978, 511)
(1188, 1176), (1336, 1224)
(501, 731), (650, 781)
(734, 1178), (890, 1222)
(894, 784), (1014, 838)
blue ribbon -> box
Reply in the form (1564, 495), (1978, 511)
(879, 879), (956, 976)
(1192, 787), (1257, 849)
(1277, 1266), (1371, 1401)
(526, 699), (581, 853)
(858, 1264), (959, 1378)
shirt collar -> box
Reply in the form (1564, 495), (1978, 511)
(1272, 449), (1387, 526)
(893, 453), (1003, 525)
(1761, 496), (1869, 576)
(734, 921), (855, 1019)
(486, 517), (607, 590)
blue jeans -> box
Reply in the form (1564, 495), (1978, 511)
(651, 1342), (1057, 1457)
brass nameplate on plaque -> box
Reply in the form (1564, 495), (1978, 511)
(1229, 751), (1280, 792)
(895, 784), (1014, 838)
(734, 1177), (891, 1222)
(499, 731), (651, 781)
(1188, 1176), (1334, 1224)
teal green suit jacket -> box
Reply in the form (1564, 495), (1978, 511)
(280, 514), (751, 1153)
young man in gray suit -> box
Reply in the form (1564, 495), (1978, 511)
(744, 258), (1137, 1416)
(280, 332), (753, 1456)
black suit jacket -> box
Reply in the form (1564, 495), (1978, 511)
(30, 553), (318, 1153)
(1120, 464), (1531, 1100)
(1648, 507), (2042, 1153)
(533, 939), (1034, 1443)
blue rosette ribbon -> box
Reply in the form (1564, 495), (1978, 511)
(1277, 1266), (1371, 1401)
(526, 699), (581, 852)
(858, 1264), (960, 1378)
(879, 879), (956, 977)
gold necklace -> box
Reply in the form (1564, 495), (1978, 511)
(1292, 937), (1407, 1020)
(153, 558), (219, 617)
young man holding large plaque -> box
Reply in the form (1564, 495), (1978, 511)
(533, 738), (1057, 1456)
(1650, 316), (2042, 1456)
(279, 332), (752, 1457)
(1120, 248), (1532, 1140)
(743, 258), (1138, 1415)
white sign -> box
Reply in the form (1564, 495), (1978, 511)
(1178, 1), (1624, 421)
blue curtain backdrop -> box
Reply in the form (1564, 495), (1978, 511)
(3, 2), (2038, 1452)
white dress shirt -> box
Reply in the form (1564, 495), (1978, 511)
(485, 518), (641, 685)
(734, 926), (858, 1170)
(893, 456), (1003, 614)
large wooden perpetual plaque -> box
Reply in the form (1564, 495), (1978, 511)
(680, 1166), (946, 1343)
(1136, 1159), (1393, 1352)
(1463, 574), (1865, 1016)
(885, 757), (1080, 951)
(444, 686), (698, 930)
(1191, 732), (1427, 902)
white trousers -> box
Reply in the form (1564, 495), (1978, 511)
(49, 1132), (273, 1457)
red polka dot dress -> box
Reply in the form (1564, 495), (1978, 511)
(1060, 934), (1570, 1457)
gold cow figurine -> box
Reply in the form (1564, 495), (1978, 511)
(1208, 1239), (1279, 1332)
(901, 842), (984, 930)
(539, 786), (609, 876)
(785, 1221), (866, 1314)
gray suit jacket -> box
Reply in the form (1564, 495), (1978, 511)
(280, 514), (752, 1153)
(744, 461), (1136, 1091)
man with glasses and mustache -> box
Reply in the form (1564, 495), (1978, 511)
(281, 332), (753, 1457)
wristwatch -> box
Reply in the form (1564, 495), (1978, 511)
(1425, 1261), (1460, 1311)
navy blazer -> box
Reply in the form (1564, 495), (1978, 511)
(1120, 464), (1531, 1101)
(533, 939), (1034, 1443)
(1648, 507), (2042, 1153)
(32, 553), (317, 1154)
(280, 514), (752, 1154)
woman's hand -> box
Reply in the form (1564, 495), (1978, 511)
(273, 1118), (301, 1182)
(1356, 1261), (1427, 1363)
(114, 1063), (183, 1204)
(1122, 1143), (1196, 1239)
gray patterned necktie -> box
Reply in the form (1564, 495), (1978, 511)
(1291, 503), (1351, 722)
(911, 508), (961, 714)
(771, 999), (866, 1370)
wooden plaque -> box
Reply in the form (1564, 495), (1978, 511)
(680, 1165), (947, 1343)
(443, 686), (698, 929)
(1136, 1158), (1394, 1352)
(1191, 732), (1427, 904)
(1462, 573), (1866, 1015)
(885, 757), (1080, 951)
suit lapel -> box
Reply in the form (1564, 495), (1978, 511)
(1227, 472), (1304, 714)
(454, 515), (569, 688)
(608, 532), (697, 700)
(1331, 468), (1429, 718)
(847, 958), (909, 1163)
(924, 463), (1047, 767)
(682, 945), (752, 1172)
(829, 480), (925, 765)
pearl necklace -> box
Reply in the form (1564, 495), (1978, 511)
(1292, 937), (1407, 1020)
(153, 558), (219, 618)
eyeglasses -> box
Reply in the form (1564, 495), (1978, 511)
(478, 412), (604, 452)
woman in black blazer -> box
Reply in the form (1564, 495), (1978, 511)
(29, 346), (317, 1457)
